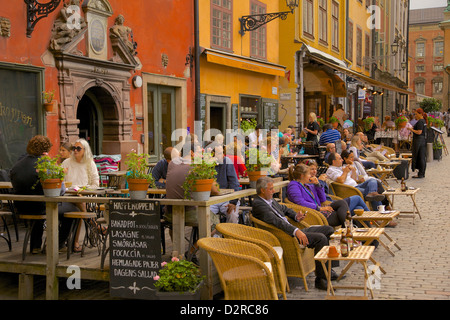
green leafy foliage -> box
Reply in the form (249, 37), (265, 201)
(245, 148), (273, 172)
(329, 116), (339, 124)
(427, 115), (444, 129)
(420, 97), (442, 113)
(42, 90), (55, 103)
(35, 155), (65, 181)
(182, 153), (217, 199)
(240, 118), (257, 133)
(153, 257), (205, 293)
(124, 150), (155, 187)
(395, 115), (408, 128)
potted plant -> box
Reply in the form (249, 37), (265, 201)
(34, 155), (65, 197)
(433, 141), (443, 161)
(124, 150), (156, 199)
(245, 148), (272, 188)
(42, 90), (55, 112)
(153, 256), (205, 300)
(240, 118), (257, 133)
(182, 152), (217, 201)
(329, 116), (339, 129)
(428, 115), (444, 129)
(316, 116), (325, 128)
(395, 115), (408, 129)
(363, 117), (375, 131)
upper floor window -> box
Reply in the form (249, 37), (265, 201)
(434, 40), (444, 57)
(250, 0), (266, 60)
(364, 32), (370, 70)
(211, 0), (233, 51)
(331, 1), (339, 51)
(318, 0), (328, 44)
(347, 20), (353, 62)
(416, 42), (425, 58)
(415, 80), (425, 95)
(303, 0), (314, 39)
(433, 78), (443, 94)
(356, 26), (362, 67)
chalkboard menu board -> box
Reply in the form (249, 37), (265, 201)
(0, 66), (41, 169)
(109, 199), (162, 300)
(262, 98), (278, 130)
(200, 93), (206, 134)
(231, 104), (239, 130)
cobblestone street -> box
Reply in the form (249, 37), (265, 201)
(287, 135), (450, 300)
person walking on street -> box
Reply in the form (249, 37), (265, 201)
(408, 108), (427, 179)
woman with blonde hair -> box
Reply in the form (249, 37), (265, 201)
(62, 138), (99, 188)
(304, 112), (320, 143)
(61, 138), (100, 252)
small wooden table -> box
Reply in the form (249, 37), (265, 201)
(351, 211), (401, 256)
(367, 168), (394, 188)
(315, 245), (376, 300)
(331, 228), (386, 275)
(383, 188), (421, 224)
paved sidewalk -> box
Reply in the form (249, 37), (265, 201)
(286, 135), (450, 300)
(1, 137), (449, 300)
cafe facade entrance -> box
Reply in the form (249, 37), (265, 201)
(53, 35), (140, 158)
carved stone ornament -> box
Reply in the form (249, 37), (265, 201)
(162, 53), (169, 68)
(49, 0), (87, 51)
(109, 14), (137, 56)
(0, 17), (11, 38)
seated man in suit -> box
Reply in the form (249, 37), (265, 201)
(252, 176), (337, 290)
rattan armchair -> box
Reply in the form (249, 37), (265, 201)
(330, 181), (373, 210)
(197, 237), (278, 300)
(283, 198), (328, 226)
(215, 223), (289, 300)
(249, 215), (315, 291)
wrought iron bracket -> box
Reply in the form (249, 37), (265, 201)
(239, 10), (292, 36)
(25, 0), (62, 38)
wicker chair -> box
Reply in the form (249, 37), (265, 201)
(283, 199), (328, 226)
(329, 181), (373, 210)
(215, 223), (289, 300)
(197, 237), (278, 300)
(370, 144), (396, 158)
(249, 215), (315, 291)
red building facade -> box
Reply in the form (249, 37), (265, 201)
(409, 7), (446, 108)
(0, 0), (195, 168)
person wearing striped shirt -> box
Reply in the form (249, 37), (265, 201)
(319, 124), (341, 146)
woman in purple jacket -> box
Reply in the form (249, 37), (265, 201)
(287, 164), (349, 227)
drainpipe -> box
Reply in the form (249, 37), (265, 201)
(296, 45), (307, 133)
(406, 0), (411, 110)
(194, 0), (201, 124)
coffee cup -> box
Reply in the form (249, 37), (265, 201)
(354, 209), (364, 216)
(378, 205), (385, 212)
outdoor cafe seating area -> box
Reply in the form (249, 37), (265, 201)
(0, 142), (421, 301)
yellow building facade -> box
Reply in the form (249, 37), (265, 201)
(279, 0), (350, 131)
(198, 0), (286, 138)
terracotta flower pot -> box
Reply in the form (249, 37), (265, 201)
(247, 171), (268, 188)
(191, 179), (214, 201)
(41, 179), (62, 197)
(397, 121), (406, 129)
(331, 122), (339, 129)
(44, 102), (53, 112)
(127, 178), (150, 200)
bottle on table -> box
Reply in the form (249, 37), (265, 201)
(340, 230), (349, 257)
(401, 178), (407, 192)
